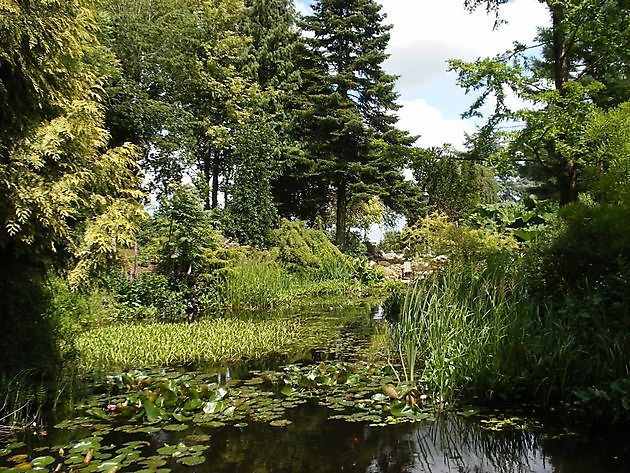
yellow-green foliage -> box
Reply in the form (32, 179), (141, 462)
(75, 317), (304, 370)
(0, 0), (145, 285)
(403, 212), (518, 262)
(271, 219), (352, 277)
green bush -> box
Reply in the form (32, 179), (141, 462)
(403, 212), (519, 263)
(271, 219), (354, 279)
(535, 203), (630, 310)
(108, 271), (186, 322)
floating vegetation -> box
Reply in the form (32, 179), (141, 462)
(64, 363), (436, 433)
(74, 317), (305, 370)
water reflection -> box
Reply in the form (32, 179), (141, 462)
(159, 404), (627, 473)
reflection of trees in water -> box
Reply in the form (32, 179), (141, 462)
(411, 415), (550, 473)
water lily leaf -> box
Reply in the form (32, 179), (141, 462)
(182, 398), (202, 411)
(371, 393), (387, 402)
(6, 442), (26, 450)
(389, 401), (412, 418)
(162, 424), (188, 432)
(202, 401), (224, 414)
(280, 385), (295, 397)
(137, 426), (162, 434)
(211, 387), (228, 401)
(140, 456), (167, 468)
(177, 455), (205, 466)
(172, 412), (192, 422)
(201, 421), (225, 428)
(142, 396), (165, 423)
(233, 422), (248, 428)
(7, 461), (33, 471)
(7, 454), (28, 463)
(183, 434), (211, 442)
(71, 437), (102, 454)
(156, 445), (179, 456)
(86, 407), (112, 421)
(269, 419), (292, 427)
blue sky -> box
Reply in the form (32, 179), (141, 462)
(295, 0), (549, 149)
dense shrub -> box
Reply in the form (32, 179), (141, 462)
(402, 212), (519, 263)
(271, 219), (353, 277)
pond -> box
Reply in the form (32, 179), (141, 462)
(1, 303), (629, 473)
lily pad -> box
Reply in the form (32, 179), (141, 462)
(269, 419), (292, 427)
(31, 456), (55, 468)
(162, 424), (189, 432)
(177, 455), (206, 466)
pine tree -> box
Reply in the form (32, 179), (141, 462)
(302, 0), (412, 247)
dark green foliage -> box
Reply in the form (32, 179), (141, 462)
(152, 184), (220, 276)
(222, 115), (280, 247)
(271, 219), (350, 277)
(109, 272), (186, 322)
(465, 196), (557, 242)
(0, 262), (57, 376)
(410, 146), (498, 219)
(300, 0), (413, 247)
(534, 203), (630, 314)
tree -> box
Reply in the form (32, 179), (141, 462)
(100, 0), (197, 191)
(222, 111), (281, 247)
(452, 0), (630, 204)
(101, 0), (259, 208)
(301, 0), (413, 247)
(0, 0), (144, 283)
(410, 146), (498, 220)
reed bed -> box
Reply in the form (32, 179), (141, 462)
(75, 317), (304, 370)
(393, 262), (531, 403)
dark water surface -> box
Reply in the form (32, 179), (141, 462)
(2, 303), (629, 472)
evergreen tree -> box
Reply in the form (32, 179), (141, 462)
(0, 0), (144, 282)
(301, 0), (413, 247)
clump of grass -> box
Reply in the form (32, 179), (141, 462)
(75, 317), (304, 370)
(392, 262), (531, 403)
(221, 258), (295, 309)
(0, 371), (46, 436)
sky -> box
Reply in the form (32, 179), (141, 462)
(294, 0), (550, 149)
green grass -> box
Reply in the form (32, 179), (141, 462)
(218, 257), (365, 310)
(392, 259), (630, 410)
(392, 262), (532, 404)
(75, 317), (304, 370)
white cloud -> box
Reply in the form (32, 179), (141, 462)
(397, 98), (476, 149)
(381, 0), (550, 95)
(294, 0), (311, 16)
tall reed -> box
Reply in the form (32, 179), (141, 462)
(221, 258), (294, 309)
(392, 261), (531, 403)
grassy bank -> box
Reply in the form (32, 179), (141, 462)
(389, 260), (630, 421)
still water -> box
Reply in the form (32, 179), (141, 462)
(2, 304), (628, 472)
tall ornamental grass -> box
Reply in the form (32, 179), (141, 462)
(393, 261), (532, 403)
(220, 258), (294, 309)
(392, 259), (623, 407)
(75, 317), (303, 370)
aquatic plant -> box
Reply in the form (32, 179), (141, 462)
(391, 262), (530, 404)
(220, 257), (295, 309)
(75, 317), (304, 370)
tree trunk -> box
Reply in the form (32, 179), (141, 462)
(558, 160), (578, 205)
(202, 151), (212, 210)
(550, 2), (577, 205)
(211, 153), (220, 209)
(550, 3), (569, 91)
(335, 180), (347, 249)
